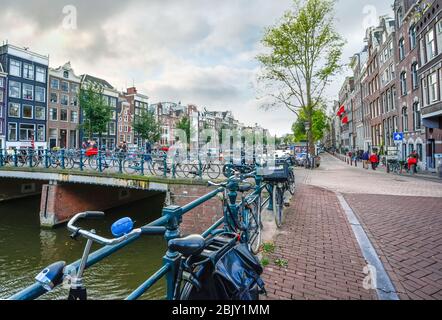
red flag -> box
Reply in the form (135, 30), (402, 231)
(342, 116), (349, 124)
(337, 105), (345, 116)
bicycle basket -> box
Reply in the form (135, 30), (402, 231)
(257, 162), (289, 182)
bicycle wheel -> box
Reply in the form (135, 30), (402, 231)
(152, 160), (167, 176)
(123, 159), (138, 175)
(206, 163), (221, 179)
(273, 185), (285, 228)
(247, 199), (262, 255)
(288, 169), (295, 195)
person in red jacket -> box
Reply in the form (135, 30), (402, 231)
(370, 153), (379, 171)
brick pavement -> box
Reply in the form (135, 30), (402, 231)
(261, 185), (377, 300)
(344, 194), (442, 300)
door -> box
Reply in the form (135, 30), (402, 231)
(427, 139), (436, 169)
(60, 130), (67, 149)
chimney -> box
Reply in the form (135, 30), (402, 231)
(127, 87), (137, 95)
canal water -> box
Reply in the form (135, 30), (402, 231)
(0, 193), (168, 300)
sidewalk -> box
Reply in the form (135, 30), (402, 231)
(261, 185), (377, 300)
(332, 153), (442, 183)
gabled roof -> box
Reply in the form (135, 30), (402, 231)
(81, 74), (115, 90)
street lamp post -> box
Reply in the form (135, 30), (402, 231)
(305, 121), (310, 169)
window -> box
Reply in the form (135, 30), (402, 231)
(0, 91), (3, 103)
(9, 81), (21, 98)
(63, 71), (69, 78)
(50, 78), (59, 90)
(437, 21), (442, 55)
(8, 123), (17, 141)
(413, 102), (421, 131)
(70, 110), (78, 123)
(411, 63), (418, 90)
(22, 105), (33, 119)
(19, 124), (35, 141)
(425, 29), (436, 61)
(109, 98), (117, 108)
(409, 25), (417, 50)
(402, 107), (408, 132)
(400, 72), (407, 96)
(61, 94), (69, 106)
(10, 60), (21, 77)
(50, 108), (58, 121)
(50, 92), (58, 103)
(8, 103), (20, 118)
(60, 109), (68, 122)
(0, 77), (4, 87)
(23, 84), (34, 100)
(35, 87), (45, 102)
(109, 122), (116, 135)
(399, 38), (405, 60)
(36, 67), (46, 83)
(429, 72), (438, 103)
(37, 125), (45, 142)
(70, 84), (79, 94)
(23, 63), (34, 80)
(61, 81), (69, 92)
(35, 106), (46, 120)
(70, 96), (78, 106)
(422, 77), (429, 106)
(397, 7), (403, 27)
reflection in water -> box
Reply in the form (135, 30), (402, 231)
(0, 192), (167, 300)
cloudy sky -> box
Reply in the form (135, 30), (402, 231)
(0, 0), (393, 136)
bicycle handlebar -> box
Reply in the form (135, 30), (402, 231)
(67, 212), (167, 246)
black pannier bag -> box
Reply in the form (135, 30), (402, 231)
(257, 161), (290, 182)
(212, 243), (266, 300)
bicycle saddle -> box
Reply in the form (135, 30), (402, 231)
(168, 235), (205, 257)
(238, 183), (253, 193)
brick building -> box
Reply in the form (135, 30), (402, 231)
(0, 63), (6, 149)
(48, 62), (81, 149)
(123, 87), (149, 148)
(80, 75), (119, 150)
(415, 0), (442, 170)
(0, 44), (49, 150)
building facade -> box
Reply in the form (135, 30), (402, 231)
(338, 77), (355, 153)
(123, 87), (149, 147)
(80, 75), (119, 150)
(0, 63), (6, 149)
(117, 99), (133, 147)
(48, 62), (81, 149)
(0, 44), (49, 150)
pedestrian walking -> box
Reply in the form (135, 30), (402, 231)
(370, 153), (379, 171)
(362, 151), (370, 169)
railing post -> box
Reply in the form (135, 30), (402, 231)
(0, 148), (4, 167)
(172, 156), (176, 179)
(163, 154), (167, 178)
(98, 150), (103, 173)
(14, 149), (18, 167)
(44, 149), (49, 169)
(162, 205), (182, 300)
(61, 149), (66, 170)
(198, 156), (203, 179)
(118, 152), (123, 174)
(266, 184), (273, 211)
(80, 150), (84, 171)
(28, 148), (33, 168)
(140, 153), (145, 176)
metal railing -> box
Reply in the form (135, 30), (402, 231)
(8, 169), (271, 301)
(0, 148), (226, 180)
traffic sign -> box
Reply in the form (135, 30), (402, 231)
(393, 132), (404, 142)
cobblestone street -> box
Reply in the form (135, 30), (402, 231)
(263, 153), (442, 300)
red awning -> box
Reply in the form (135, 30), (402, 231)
(342, 116), (349, 124)
(337, 105), (345, 116)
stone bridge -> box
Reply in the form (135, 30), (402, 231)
(0, 168), (222, 233)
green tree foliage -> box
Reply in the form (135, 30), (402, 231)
(257, 0), (345, 155)
(78, 83), (113, 145)
(176, 116), (191, 143)
(133, 109), (161, 144)
(292, 107), (327, 142)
